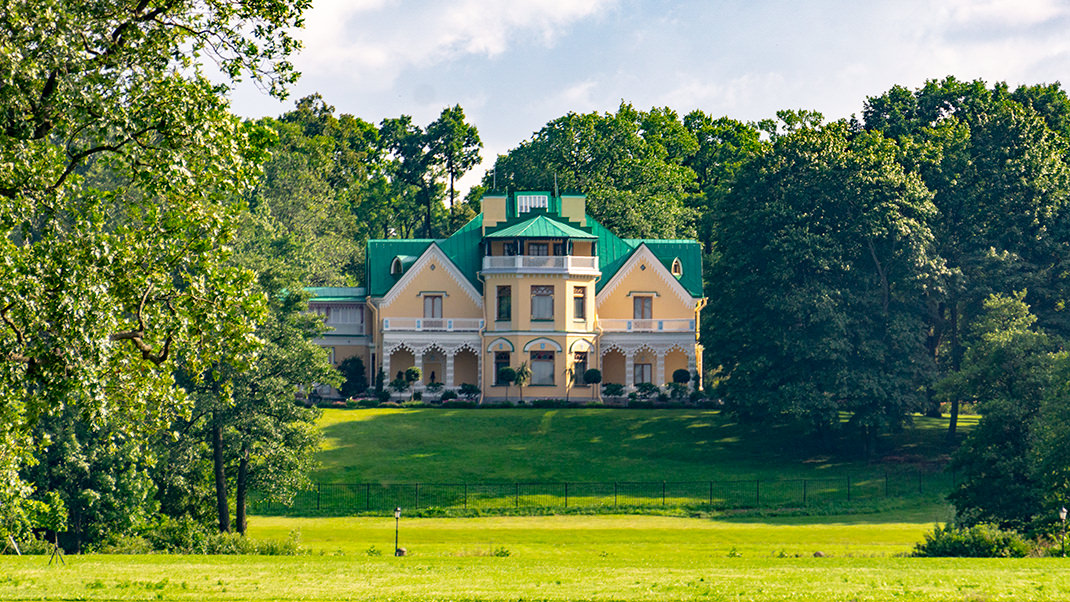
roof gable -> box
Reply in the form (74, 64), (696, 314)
(381, 243), (483, 309)
(596, 243), (698, 307)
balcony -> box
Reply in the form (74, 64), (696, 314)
(599, 319), (695, 333)
(323, 322), (365, 336)
(382, 317), (484, 332)
(481, 255), (599, 275)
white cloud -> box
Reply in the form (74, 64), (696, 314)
(293, 0), (618, 88)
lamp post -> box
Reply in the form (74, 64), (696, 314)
(394, 507), (401, 556)
(1060, 506), (1067, 558)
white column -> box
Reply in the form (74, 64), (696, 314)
(625, 352), (635, 391)
(445, 352), (455, 388)
(414, 350), (424, 389)
(381, 351), (391, 385)
(656, 352), (665, 387)
(688, 352), (698, 389)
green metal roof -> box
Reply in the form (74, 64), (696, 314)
(306, 286), (366, 302)
(365, 239), (435, 297)
(626, 239), (704, 298)
(436, 214), (484, 291)
(485, 214), (596, 239)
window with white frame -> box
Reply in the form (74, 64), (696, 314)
(573, 286), (586, 320)
(531, 285), (554, 320)
(517, 194), (549, 213)
(531, 350), (555, 385)
(635, 363), (652, 384)
(633, 296), (653, 320)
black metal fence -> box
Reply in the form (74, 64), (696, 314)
(250, 471), (955, 516)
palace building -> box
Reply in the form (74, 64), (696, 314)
(309, 191), (705, 400)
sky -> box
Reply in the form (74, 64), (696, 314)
(226, 0), (1070, 196)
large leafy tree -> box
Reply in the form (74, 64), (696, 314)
(0, 0), (307, 538)
(864, 77), (1070, 438)
(426, 104), (482, 212)
(489, 103), (698, 239)
(708, 121), (939, 442)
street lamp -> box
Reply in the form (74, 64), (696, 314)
(394, 507), (401, 556)
(1060, 506), (1067, 558)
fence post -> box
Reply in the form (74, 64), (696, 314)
(564, 482), (569, 508)
(755, 479), (760, 508)
(662, 481), (666, 506)
(803, 479), (807, 506)
(515, 482), (519, 509)
(366, 483), (370, 512)
(317, 483), (321, 512)
(464, 483), (468, 510)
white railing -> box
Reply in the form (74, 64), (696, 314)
(324, 322), (365, 336)
(482, 255), (599, 274)
(599, 318), (695, 332)
(382, 317), (484, 332)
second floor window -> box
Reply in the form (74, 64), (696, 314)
(633, 296), (653, 320)
(528, 242), (549, 256)
(573, 286), (586, 320)
(424, 295), (443, 319)
(531, 285), (554, 320)
(496, 286), (512, 321)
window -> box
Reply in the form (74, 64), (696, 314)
(496, 286), (512, 321)
(494, 352), (511, 385)
(390, 257), (404, 275)
(553, 242), (565, 255)
(531, 351), (555, 385)
(528, 242), (549, 256)
(671, 258), (683, 277)
(635, 363), (652, 384)
(633, 296), (653, 320)
(423, 295), (443, 318)
(503, 242), (517, 256)
(531, 285), (554, 320)
(517, 193), (549, 213)
(573, 287), (586, 320)
(573, 351), (588, 384)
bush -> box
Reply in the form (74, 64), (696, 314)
(602, 383), (625, 397)
(672, 369), (691, 384)
(459, 383), (480, 400)
(582, 368), (602, 387)
(531, 398), (568, 408)
(337, 356), (368, 398)
(442, 399), (477, 409)
(439, 389), (458, 402)
(912, 523), (1032, 558)
(635, 382), (659, 400)
(358, 397), (379, 408)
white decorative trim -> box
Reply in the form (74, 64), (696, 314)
(381, 244), (483, 309)
(569, 338), (594, 353)
(596, 244), (694, 307)
(486, 337), (514, 352)
(522, 337), (563, 352)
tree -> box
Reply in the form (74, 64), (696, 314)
(583, 368), (602, 403)
(426, 105), (482, 212)
(0, 0), (307, 536)
(864, 77), (1070, 439)
(708, 121), (938, 443)
(338, 356), (368, 398)
(946, 293), (1059, 530)
(489, 103), (699, 239)
(514, 362), (531, 405)
(497, 367), (516, 403)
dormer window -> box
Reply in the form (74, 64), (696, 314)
(517, 193), (549, 213)
(391, 257), (404, 276)
(671, 258), (683, 277)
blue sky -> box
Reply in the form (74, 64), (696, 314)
(226, 0), (1070, 194)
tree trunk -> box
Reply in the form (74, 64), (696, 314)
(947, 304), (963, 442)
(235, 445), (249, 536)
(213, 420), (231, 533)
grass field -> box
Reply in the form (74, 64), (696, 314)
(314, 408), (971, 483)
(4, 513), (1069, 601)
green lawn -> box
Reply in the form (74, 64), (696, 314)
(5, 513), (1069, 601)
(314, 408), (971, 484)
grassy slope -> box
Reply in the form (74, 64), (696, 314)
(314, 407), (973, 484)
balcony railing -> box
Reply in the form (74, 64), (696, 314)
(382, 318), (484, 332)
(600, 318), (695, 333)
(323, 322), (365, 336)
(481, 255), (599, 274)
